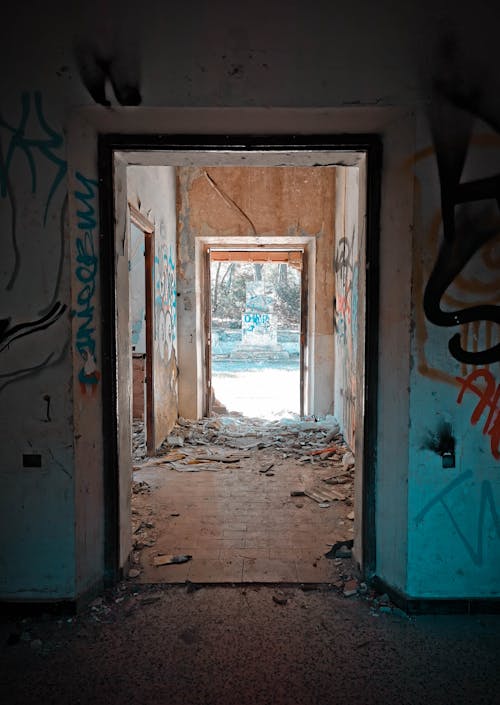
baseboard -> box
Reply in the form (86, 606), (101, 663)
(371, 575), (500, 615)
(0, 578), (105, 617)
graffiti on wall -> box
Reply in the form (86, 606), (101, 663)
(334, 237), (353, 344)
(155, 243), (176, 360)
(243, 312), (271, 333)
(412, 36), (500, 565)
(423, 34), (500, 367)
(411, 135), (500, 461)
(415, 470), (500, 567)
(74, 172), (100, 394)
(0, 92), (68, 393)
(456, 368), (500, 460)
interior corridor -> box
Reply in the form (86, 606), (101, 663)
(131, 415), (357, 587)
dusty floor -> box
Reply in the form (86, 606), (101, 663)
(1, 583), (500, 705)
(131, 415), (357, 586)
(3, 421), (499, 704)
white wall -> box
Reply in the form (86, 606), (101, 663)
(127, 166), (178, 446)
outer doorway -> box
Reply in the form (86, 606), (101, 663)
(206, 247), (308, 418)
(99, 136), (381, 585)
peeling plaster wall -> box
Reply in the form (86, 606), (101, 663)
(127, 167), (178, 447)
(176, 166), (335, 418)
(1, 0), (499, 601)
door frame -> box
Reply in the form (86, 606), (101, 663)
(129, 204), (155, 455)
(205, 246), (308, 417)
(98, 134), (382, 582)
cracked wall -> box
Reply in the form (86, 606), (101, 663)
(176, 166), (336, 418)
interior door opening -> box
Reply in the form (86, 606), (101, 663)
(129, 206), (155, 456)
(99, 138), (380, 587)
(208, 249), (306, 419)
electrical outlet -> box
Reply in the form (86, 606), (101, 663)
(23, 453), (42, 468)
(442, 451), (455, 469)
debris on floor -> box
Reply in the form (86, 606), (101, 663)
(131, 413), (356, 583)
(324, 540), (353, 559)
(132, 480), (151, 495)
(153, 554), (192, 567)
(149, 414), (349, 463)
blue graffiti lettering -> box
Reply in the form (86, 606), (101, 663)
(415, 471), (500, 566)
(73, 171), (99, 393)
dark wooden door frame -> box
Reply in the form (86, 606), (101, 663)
(98, 134), (382, 584)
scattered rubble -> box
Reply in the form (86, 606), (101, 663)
(132, 420), (146, 462)
(343, 579), (359, 597)
(131, 414), (357, 583)
(134, 414), (350, 466)
(132, 480), (150, 495)
(324, 540), (353, 560)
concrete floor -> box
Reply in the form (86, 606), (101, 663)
(2, 584), (500, 705)
(10, 417), (492, 704)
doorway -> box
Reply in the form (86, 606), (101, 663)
(99, 136), (381, 584)
(206, 248), (307, 419)
(129, 205), (155, 455)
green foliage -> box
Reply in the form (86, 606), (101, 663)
(211, 261), (300, 329)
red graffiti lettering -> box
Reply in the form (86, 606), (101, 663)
(456, 368), (500, 460)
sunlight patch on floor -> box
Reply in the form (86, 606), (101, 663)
(212, 365), (300, 419)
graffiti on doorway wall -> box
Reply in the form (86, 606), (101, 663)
(155, 243), (177, 360)
(74, 171), (100, 394)
(0, 92), (68, 394)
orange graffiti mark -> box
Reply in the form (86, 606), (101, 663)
(336, 295), (351, 324)
(456, 368), (500, 460)
(413, 207), (461, 386)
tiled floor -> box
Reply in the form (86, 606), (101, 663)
(133, 448), (354, 584)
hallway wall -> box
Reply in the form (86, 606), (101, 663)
(176, 166), (335, 418)
(333, 167), (363, 452)
(0, 0), (498, 602)
(127, 166), (178, 447)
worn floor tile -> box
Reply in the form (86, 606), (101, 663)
(242, 558), (298, 582)
(188, 558), (244, 582)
